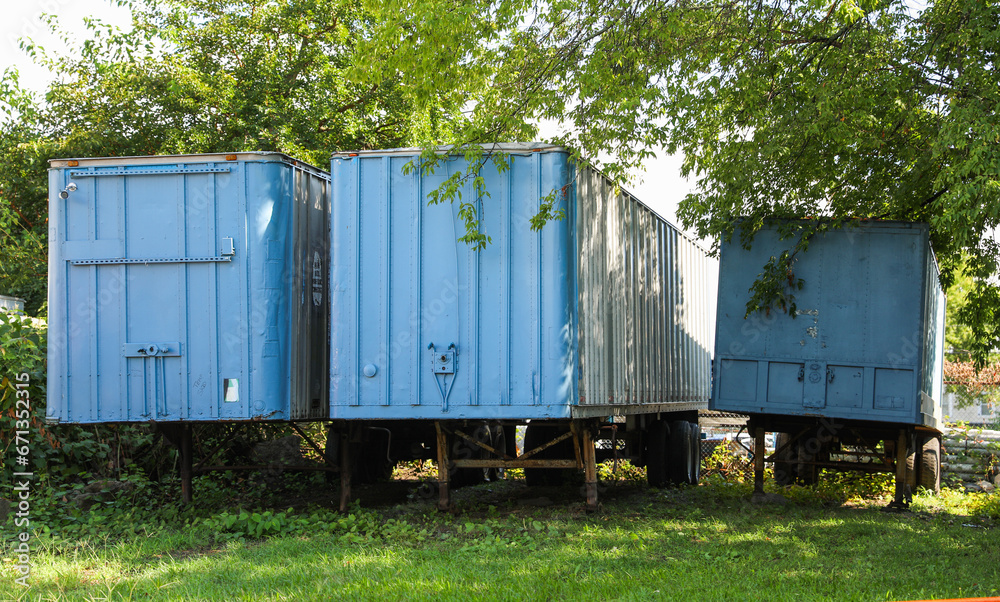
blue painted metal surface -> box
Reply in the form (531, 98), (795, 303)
(47, 153), (330, 423)
(711, 221), (945, 428)
(330, 144), (717, 420)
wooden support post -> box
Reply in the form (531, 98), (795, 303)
(582, 422), (599, 512)
(753, 427), (766, 496)
(435, 422), (451, 511)
(179, 424), (193, 504)
(338, 427), (352, 513)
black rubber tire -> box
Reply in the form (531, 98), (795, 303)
(646, 420), (670, 488)
(504, 425), (518, 458)
(773, 432), (796, 486)
(452, 424), (490, 488)
(523, 423), (571, 487)
(689, 423), (702, 485)
(920, 436), (941, 493)
(669, 421), (694, 484)
(794, 433), (820, 486)
(355, 429), (394, 485)
(486, 422), (506, 482)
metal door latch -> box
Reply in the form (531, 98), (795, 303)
(123, 342), (182, 357)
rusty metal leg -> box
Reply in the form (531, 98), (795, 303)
(179, 424), (193, 504)
(582, 423), (598, 512)
(435, 422), (451, 511)
(753, 427), (766, 496)
(891, 428), (911, 509)
(339, 427), (352, 513)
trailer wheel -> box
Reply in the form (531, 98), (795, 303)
(452, 424), (490, 487)
(486, 422), (507, 482)
(689, 423), (702, 485)
(646, 420), (670, 488)
(503, 424), (518, 458)
(773, 433), (795, 486)
(355, 429), (394, 485)
(669, 421), (694, 484)
(794, 435), (820, 486)
(524, 423), (571, 487)
(919, 436), (941, 493)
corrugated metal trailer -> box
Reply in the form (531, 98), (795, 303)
(711, 220), (945, 507)
(48, 153), (330, 425)
(329, 144), (717, 509)
(47, 153), (331, 501)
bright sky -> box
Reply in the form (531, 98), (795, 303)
(1, 0), (696, 234)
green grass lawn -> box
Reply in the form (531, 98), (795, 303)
(3, 474), (999, 601)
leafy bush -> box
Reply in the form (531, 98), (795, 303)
(1, 312), (50, 479)
(702, 440), (754, 483)
(596, 460), (645, 483)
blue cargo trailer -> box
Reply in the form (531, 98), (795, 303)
(329, 144), (717, 509)
(711, 220), (944, 505)
(47, 153), (331, 500)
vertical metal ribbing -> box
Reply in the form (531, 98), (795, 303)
(655, 221), (664, 403)
(534, 154), (543, 405)
(208, 172), (219, 418)
(683, 237), (694, 399)
(180, 174), (189, 419)
(677, 236), (691, 400)
(698, 244), (715, 399)
(241, 165), (254, 411)
(607, 180), (617, 404)
(382, 156), (392, 406)
(352, 157), (362, 406)
(616, 194), (632, 403)
(637, 209), (646, 403)
(119, 175), (131, 420)
(88, 176), (100, 421)
(641, 209), (650, 403)
(601, 178), (609, 404)
(90, 267), (100, 420)
(630, 200), (639, 403)
(117, 173), (131, 420)
(413, 158), (422, 405)
(668, 228), (678, 401)
(681, 232), (688, 400)
(693, 239), (702, 399)
(613, 186), (623, 404)
(661, 223), (669, 402)
(661, 226), (669, 404)
(579, 172), (588, 404)
(650, 219), (658, 403)
(501, 161), (511, 405)
(597, 176), (607, 404)
(618, 187), (627, 404)
(471, 172), (480, 406)
(690, 243), (697, 399)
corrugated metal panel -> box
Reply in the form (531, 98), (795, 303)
(47, 154), (330, 423)
(330, 146), (717, 420)
(574, 165), (717, 412)
(711, 221), (944, 428)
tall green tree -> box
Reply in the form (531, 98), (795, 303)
(0, 0), (422, 314)
(354, 0), (1000, 366)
